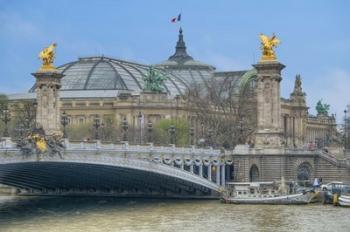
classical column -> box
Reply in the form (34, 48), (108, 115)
(216, 165), (220, 185)
(32, 71), (63, 136)
(199, 164), (203, 177)
(253, 60), (285, 148)
(208, 165), (212, 181)
(190, 164), (194, 173)
(221, 165), (226, 186)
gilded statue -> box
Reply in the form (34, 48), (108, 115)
(259, 33), (280, 61)
(38, 43), (57, 71)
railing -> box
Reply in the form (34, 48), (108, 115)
(0, 139), (222, 157)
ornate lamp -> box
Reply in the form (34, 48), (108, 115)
(169, 124), (176, 145)
(60, 111), (69, 138)
(345, 109), (348, 149)
(207, 129), (213, 147)
(121, 117), (128, 141)
(147, 120), (153, 143)
(189, 127), (195, 145)
(138, 112), (143, 144)
(93, 117), (101, 140)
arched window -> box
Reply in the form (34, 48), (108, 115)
(297, 162), (311, 183)
(249, 164), (259, 182)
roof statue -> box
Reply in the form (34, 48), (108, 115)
(38, 43), (57, 71)
(259, 33), (280, 62)
(316, 99), (330, 115)
(143, 67), (166, 93)
(291, 74), (306, 97)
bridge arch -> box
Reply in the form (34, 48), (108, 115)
(0, 151), (223, 198)
(249, 164), (259, 182)
(296, 161), (313, 183)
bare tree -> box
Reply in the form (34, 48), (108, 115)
(11, 100), (36, 138)
(186, 74), (256, 148)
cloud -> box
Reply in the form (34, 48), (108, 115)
(306, 68), (350, 122)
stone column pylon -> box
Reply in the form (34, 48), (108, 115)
(208, 165), (212, 181)
(199, 164), (203, 177)
(221, 165), (225, 186)
(253, 61), (285, 148)
(216, 166), (220, 185)
(32, 71), (63, 136)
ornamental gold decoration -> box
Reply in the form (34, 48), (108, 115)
(38, 43), (57, 71)
(259, 33), (280, 62)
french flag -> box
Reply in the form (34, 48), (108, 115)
(171, 14), (181, 23)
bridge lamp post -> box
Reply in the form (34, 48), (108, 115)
(15, 124), (26, 138)
(198, 122), (205, 147)
(345, 109), (348, 149)
(189, 127), (195, 146)
(147, 120), (153, 143)
(122, 117), (128, 141)
(93, 118), (101, 140)
(169, 124), (176, 145)
(138, 112), (143, 144)
(239, 119), (244, 144)
(1, 108), (11, 137)
(61, 111), (69, 139)
(207, 129), (213, 147)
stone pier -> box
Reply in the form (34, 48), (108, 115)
(32, 71), (63, 135)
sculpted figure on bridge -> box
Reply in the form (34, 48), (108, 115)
(259, 33), (280, 62)
(38, 43), (57, 71)
(17, 128), (64, 159)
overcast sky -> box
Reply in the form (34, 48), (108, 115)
(0, 0), (349, 122)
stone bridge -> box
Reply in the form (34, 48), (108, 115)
(0, 141), (233, 198)
(1, 139), (350, 198)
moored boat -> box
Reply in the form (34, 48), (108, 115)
(338, 195), (350, 207)
(222, 181), (311, 205)
(224, 192), (310, 205)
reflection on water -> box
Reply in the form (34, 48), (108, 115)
(0, 196), (350, 232)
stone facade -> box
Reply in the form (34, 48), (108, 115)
(7, 29), (337, 149)
(231, 148), (350, 183)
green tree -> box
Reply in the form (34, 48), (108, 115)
(0, 94), (8, 110)
(153, 118), (189, 146)
(66, 123), (94, 141)
(0, 94), (10, 137)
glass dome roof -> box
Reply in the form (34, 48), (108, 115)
(49, 56), (194, 96)
(28, 28), (216, 97)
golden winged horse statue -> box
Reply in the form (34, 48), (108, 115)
(259, 34), (280, 61)
(38, 43), (57, 71)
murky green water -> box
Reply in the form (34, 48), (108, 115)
(0, 196), (349, 232)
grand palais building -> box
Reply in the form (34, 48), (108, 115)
(8, 28), (336, 148)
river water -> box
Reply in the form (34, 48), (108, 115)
(0, 196), (349, 232)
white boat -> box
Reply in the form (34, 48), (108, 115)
(224, 192), (310, 205)
(338, 195), (350, 207)
(222, 181), (310, 205)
